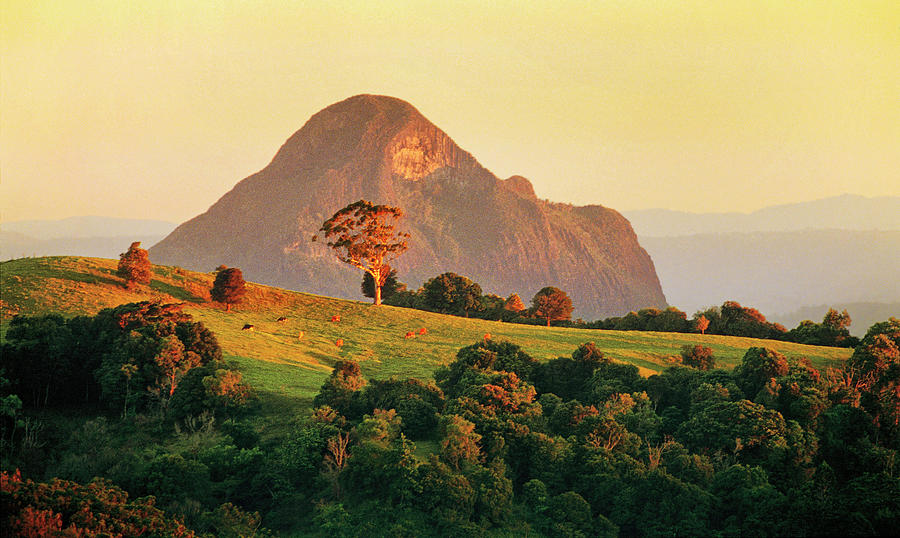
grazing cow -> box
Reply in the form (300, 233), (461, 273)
(405, 331), (415, 339)
(335, 338), (344, 347)
(483, 333), (491, 341)
(242, 324), (255, 331)
(276, 316), (288, 323)
(418, 328), (427, 335)
(297, 331), (305, 339)
(331, 315), (341, 322)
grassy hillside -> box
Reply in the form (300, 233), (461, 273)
(1, 257), (852, 410)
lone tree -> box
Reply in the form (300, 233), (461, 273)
(531, 286), (574, 327)
(117, 241), (151, 288)
(211, 267), (246, 311)
(316, 200), (410, 306)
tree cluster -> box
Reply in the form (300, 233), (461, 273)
(0, 302), (250, 418)
(385, 271), (575, 325)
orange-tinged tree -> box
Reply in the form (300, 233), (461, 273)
(316, 200), (410, 305)
(117, 241), (151, 288)
(531, 286), (574, 327)
(696, 315), (710, 335)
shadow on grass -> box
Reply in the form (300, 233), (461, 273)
(54, 268), (122, 287)
(150, 280), (207, 303)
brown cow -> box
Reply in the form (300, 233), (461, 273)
(242, 324), (255, 331)
(335, 338), (344, 347)
(405, 331), (415, 339)
(483, 333), (491, 341)
(276, 316), (288, 323)
(418, 327), (427, 335)
(331, 315), (341, 323)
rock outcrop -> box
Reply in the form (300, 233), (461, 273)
(150, 95), (666, 318)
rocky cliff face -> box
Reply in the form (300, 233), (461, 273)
(150, 95), (666, 318)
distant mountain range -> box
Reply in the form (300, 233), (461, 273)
(1, 217), (176, 260)
(639, 229), (900, 318)
(623, 195), (900, 237)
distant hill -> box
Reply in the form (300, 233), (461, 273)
(1, 217), (176, 261)
(773, 302), (900, 337)
(151, 94), (666, 319)
(2, 216), (177, 239)
(1, 232), (169, 261)
(623, 195), (900, 237)
(640, 230), (900, 323)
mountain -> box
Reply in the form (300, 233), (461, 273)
(640, 230), (900, 321)
(150, 94), (666, 318)
(0, 232), (169, 261)
(0, 217), (177, 261)
(623, 195), (900, 237)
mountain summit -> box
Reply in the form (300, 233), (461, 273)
(150, 95), (665, 318)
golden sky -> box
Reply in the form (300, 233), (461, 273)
(2, 0), (898, 222)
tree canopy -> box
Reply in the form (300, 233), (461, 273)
(211, 267), (246, 311)
(117, 241), (151, 288)
(316, 200), (409, 306)
(531, 287), (574, 326)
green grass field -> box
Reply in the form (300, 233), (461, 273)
(1, 256), (852, 412)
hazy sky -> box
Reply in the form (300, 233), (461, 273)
(2, 1), (898, 223)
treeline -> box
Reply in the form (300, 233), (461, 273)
(380, 270), (859, 347)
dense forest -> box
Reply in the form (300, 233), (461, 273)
(1, 301), (898, 536)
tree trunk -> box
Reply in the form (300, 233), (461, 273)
(374, 283), (382, 306)
(226, 302), (231, 312)
(547, 318), (551, 327)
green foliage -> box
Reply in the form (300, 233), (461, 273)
(695, 301), (786, 339)
(787, 308), (858, 347)
(313, 360), (367, 418)
(532, 342), (609, 402)
(422, 272), (483, 317)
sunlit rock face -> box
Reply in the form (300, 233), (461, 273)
(151, 94), (666, 318)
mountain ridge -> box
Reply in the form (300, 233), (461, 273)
(623, 194), (900, 237)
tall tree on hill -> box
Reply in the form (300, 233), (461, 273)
(531, 287), (574, 327)
(315, 200), (410, 306)
(117, 242), (151, 288)
(211, 267), (246, 312)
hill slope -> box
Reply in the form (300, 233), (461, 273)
(150, 94), (665, 319)
(1, 257), (851, 406)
